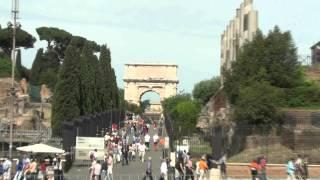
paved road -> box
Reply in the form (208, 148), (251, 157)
(65, 126), (164, 180)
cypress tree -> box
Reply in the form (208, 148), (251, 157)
(29, 48), (44, 85)
(79, 42), (99, 115)
(110, 68), (119, 108)
(51, 37), (82, 135)
(99, 45), (112, 110)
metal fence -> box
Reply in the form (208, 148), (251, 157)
(164, 110), (320, 164)
(62, 109), (125, 152)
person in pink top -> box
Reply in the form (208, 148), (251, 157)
(185, 156), (194, 180)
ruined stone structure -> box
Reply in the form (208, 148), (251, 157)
(123, 63), (178, 105)
(220, 0), (258, 80)
(311, 41), (320, 66)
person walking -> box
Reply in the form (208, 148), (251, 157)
(107, 154), (113, 180)
(249, 159), (260, 180)
(219, 155), (227, 180)
(143, 157), (153, 180)
(198, 155), (208, 180)
(144, 133), (151, 151)
(138, 142), (147, 162)
(286, 158), (295, 180)
(160, 159), (168, 180)
(259, 155), (268, 180)
(93, 160), (102, 180)
(2, 158), (12, 180)
(101, 158), (108, 180)
(152, 133), (159, 151)
(13, 159), (23, 180)
(185, 156), (194, 180)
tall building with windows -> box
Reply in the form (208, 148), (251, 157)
(220, 0), (258, 82)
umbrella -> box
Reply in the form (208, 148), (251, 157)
(16, 143), (65, 154)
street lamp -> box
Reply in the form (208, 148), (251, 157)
(8, 0), (19, 160)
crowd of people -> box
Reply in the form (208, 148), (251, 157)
(88, 119), (162, 180)
(0, 154), (63, 180)
(249, 154), (310, 180)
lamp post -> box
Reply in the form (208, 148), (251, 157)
(9, 0), (19, 159)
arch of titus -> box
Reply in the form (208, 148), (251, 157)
(123, 63), (178, 105)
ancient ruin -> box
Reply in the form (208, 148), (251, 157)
(123, 63), (178, 106)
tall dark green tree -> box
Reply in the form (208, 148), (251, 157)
(79, 42), (100, 115)
(99, 45), (113, 110)
(51, 37), (83, 135)
(29, 48), (44, 85)
(110, 68), (119, 108)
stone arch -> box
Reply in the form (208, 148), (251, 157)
(139, 89), (161, 102)
(123, 63), (178, 105)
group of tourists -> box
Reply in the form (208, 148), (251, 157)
(156, 152), (227, 180)
(88, 118), (161, 180)
(286, 154), (309, 180)
(249, 154), (310, 180)
(0, 154), (63, 180)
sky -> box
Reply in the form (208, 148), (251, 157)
(1, 0), (319, 98)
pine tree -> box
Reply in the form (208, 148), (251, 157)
(51, 37), (82, 135)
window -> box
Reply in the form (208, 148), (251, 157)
(243, 14), (249, 31)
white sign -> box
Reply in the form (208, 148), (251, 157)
(76, 136), (105, 149)
(75, 136), (105, 160)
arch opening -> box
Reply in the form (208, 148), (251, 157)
(140, 90), (161, 114)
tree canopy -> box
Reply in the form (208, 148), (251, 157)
(0, 27), (36, 55)
(223, 26), (320, 126)
(193, 76), (221, 105)
(36, 27), (72, 60)
(162, 93), (200, 139)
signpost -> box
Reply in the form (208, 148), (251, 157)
(75, 136), (105, 160)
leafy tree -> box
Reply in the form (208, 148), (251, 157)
(51, 37), (83, 135)
(0, 27), (36, 55)
(173, 101), (201, 136)
(193, 76), (221, 105)
(140, 100), (150, 112)
(233, 81), (283, 127)
(223, 26), (305, 126)
(162, 93), (192, 115)
(125, 101), (143, 114)
(0, 56), (12, 77)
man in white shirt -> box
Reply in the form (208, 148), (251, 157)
(144, 133), (151, 150)
(138, 142), (146, 162)
(160, 159), (168, 180)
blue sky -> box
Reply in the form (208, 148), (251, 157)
(1, 0), (319, 95)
